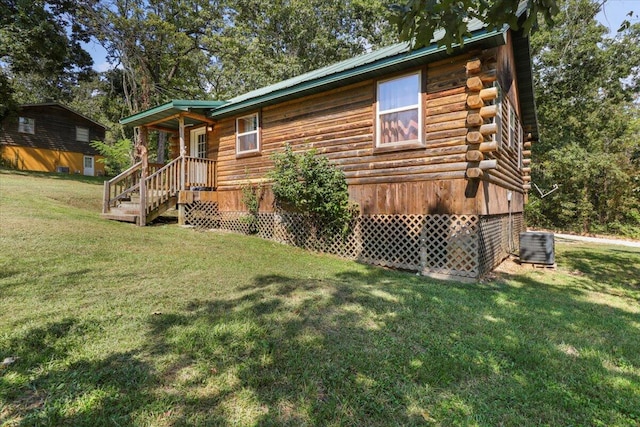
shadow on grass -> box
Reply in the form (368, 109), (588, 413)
(138, 268), (640, 425)
(3, 267), (639, 425)
(0, 318), (155, 425)
(557, 246), (640, 299)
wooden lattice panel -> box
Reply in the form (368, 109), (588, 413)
(358, 215), (425, 270)
(478, 213), (525, 275)
(274, 212), (317, 249)
(256, 213), (276, 240)
(324, 220), (363, 260)
(181, 201), (520, 279)
(219, 212), (256, 235)
(421, 215), (479, 278)
(183, 201), (220, 230)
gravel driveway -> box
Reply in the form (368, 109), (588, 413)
(552, 233), (640, 248)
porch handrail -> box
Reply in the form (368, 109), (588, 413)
(102, 161), (143, 213)
(142, 156), (182, 218)
(104, 156), (217, 224)
(107, 161), (143, 185)
(140, 156), (216, 221)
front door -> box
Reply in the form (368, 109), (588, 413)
(189, 128), (207, 187)
(83, 156), (94, 176)
(190, 127), (207, 158)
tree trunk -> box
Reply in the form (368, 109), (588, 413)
(581, 186), (590, 234)
(157, 131), (167, 163)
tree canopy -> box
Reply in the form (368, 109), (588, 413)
(389, 0), (559, 49)
(78, 0), (395, 116)
(0, 0), (94, 119)
(528, 0), (640, 236)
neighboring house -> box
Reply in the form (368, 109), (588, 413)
(0, 103), (106, 176)
(104, 16), (537, 280)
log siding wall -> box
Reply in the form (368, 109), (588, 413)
(205, 35), (527, 217)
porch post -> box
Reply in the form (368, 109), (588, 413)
(179, 116), (186, 191)
(138, 126), (149, 226)
(178, 116), (186, 225)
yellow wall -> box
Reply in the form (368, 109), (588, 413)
(1, 145), (105, 176)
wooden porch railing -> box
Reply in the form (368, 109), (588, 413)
(184, 156), (216, 188)
(103, 156), (217, 225)
(102, 161), (143, 214)
(141, 156), (182, 219)
(141, 156), (216, 225)
(102, 162), (165, 214)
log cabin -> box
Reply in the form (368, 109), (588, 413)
(105, 18), (538, 281)
(0, 103), (106, 176)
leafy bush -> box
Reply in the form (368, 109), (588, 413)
(241, 181), (264, 234)
(90, 138), (133, 176)
(269, 144), (357, 237)
(524, 195), (549, 229)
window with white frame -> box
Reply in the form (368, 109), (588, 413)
(197, 131), (207, 158)
(508, 106), (516, 148)
(76, 126), (89, 142)
(494, 86), (523, 153)
(517, 116), (523, 168)
(489, 85), (525, 170)
(191, 128), (207, 158)
(376, 72), (422, 147)
(505, 99), (522, 152)
(18, 117), (35, 134)
(236, 113), (260, 154)
(84, 156), (94, 169)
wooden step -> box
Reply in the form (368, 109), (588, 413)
(103, 194), (178, 226)
(117, 201), (141, 214)
(101, 212), (138, 223)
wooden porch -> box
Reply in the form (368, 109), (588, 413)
(103, 100), (223, 226)
(101, 156), (217, 225)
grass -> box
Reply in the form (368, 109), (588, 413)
(1, 168), (639, 426)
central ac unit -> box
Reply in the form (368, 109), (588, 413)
(519, 232), (555, 265)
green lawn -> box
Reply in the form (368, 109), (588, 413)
(1, 169), (639, 426)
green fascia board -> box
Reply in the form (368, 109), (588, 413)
(209, 26), (507, 118)
(120, 100), (226, 127)
(512, 30), (539, 140)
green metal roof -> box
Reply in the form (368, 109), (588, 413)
(209, 19), (505, 118)
(120, 99), (225, 129)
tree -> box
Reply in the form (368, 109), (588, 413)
(81, 0), (395, 164)
(388, 0), (559, 50)
(82, 0), (221, 115)
(528, 0), (640, 236)
(201, 0), (396, 99)
(80, 0), (228, 164)
(0, 0), (94, 119)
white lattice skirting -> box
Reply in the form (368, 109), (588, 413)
(184, 201), (523, 280)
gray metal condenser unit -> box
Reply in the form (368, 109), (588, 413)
(519, 232), (555, 265)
